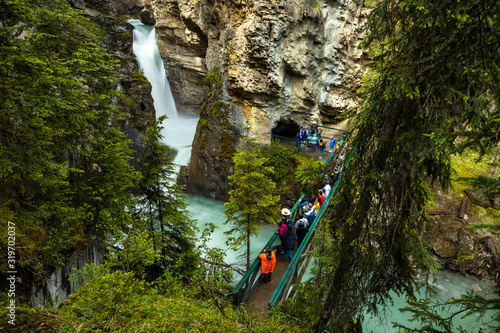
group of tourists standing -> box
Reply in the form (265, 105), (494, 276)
(259, 179), (333, 283)
(258, 127), (348, 283)
(295, 124), (348, 160)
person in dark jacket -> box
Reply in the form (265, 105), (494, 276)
(283, 225), (298, 261)
(277, 221), (288, 259)
(295, 214), (309, 247)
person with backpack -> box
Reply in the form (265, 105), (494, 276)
(322, 182), (331, 199)
(318, 190), (325, 206)
(295, 132), (301, 151)
(277, 220), (288, 257)
(309, 133), (319, 153)
(304, 203), (316, 225)
(299, 198), (309, 214)
(281, 207), (291, 224)
(283, 225), (297, 261)
(300, 126), (307, 146)
(258, 247), (276, 283)
(319, 139), (326, 159)
(331, 168), (339, 184)
(295, 214), (309, 247)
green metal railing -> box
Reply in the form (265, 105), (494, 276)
(228, 141), (348, 308)
(318, 124), (351, 134)
(226, 194), (305, 305)
(271, 134), (335, 164)
(268, 179), (338, 307)
(153, 134), (348, 310)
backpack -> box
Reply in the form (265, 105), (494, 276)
(297, 219), (309, 232)
(319, 142), (325, 150)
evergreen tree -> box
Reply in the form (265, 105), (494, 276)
(287, 0), (500, 331)
(224, 129), (280, 269)
(0, 0), (138, 280)
(134, 115), (198, 273)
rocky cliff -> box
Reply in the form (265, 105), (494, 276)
(139, 0), (369, 200)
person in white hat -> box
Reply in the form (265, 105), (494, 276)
(281, 208), (291, 223)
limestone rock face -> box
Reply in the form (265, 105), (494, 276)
(429, 218), (500, 285)
(149, 0), (212, 116)
(139, 0), (367, 199)
(67, 0), (156, 166)
(94, 15), (155, 167)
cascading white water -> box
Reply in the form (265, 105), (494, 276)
(131, 21), (178, 120)
(130, 19), (198, 166)
(129, 19), (276, 277)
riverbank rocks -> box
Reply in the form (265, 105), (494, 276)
(465, 187), (500, 210)
(466, 188), (492, 208)
(432, 220), (477, 258)
(428, 217), (500, 287)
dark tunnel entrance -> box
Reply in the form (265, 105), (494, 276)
(271, 120), (300, 139)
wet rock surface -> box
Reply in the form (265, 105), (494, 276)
(426, 189), (500, 288)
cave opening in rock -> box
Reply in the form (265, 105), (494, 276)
(271, 120), (300, 139)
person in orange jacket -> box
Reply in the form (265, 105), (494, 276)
(258, 247), (276, 283)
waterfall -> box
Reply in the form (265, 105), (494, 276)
(130, 19), (198, 166)
(129, 19), (276, 277)
(131, 20), (177, 120)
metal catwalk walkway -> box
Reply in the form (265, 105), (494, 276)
(245, 258), (289, 316)
(226, 180), (338, 315)
(223, 130), (348, 314)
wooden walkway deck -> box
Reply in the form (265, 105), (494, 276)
(245, 257), (290, 316)
(245, 240), (300, 317)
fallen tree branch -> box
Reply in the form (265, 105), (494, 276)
(426, 209), (452, 215)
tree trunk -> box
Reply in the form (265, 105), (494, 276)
(247, 229), (251, 270)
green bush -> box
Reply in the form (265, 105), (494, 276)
(63, 270), (153, 325)
(295, 158), (324, 196)
(259, 140), (299, 186)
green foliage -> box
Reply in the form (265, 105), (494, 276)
(106, 230), (161, 278)
(132, 71), (150, 86)
(56, 268), (303, 332)
(224, 127), (281, 269)
(195, 223), (233, 290)
(395, 290), (500, 332)
(0, 0), (139, 280)
(65, 269), (153, 325)
(68, 262), (110, 288)
(1, 250), (303, 332)
(295, 157), (324, 196)
(293, 0), (500, 331)
(259, 139), (300, 188)
(204, 67), (223, 89)
(451, 148), (500, 200)
(134, 115), (198, 274)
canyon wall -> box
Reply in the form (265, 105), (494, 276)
(145, 0), (369, 200)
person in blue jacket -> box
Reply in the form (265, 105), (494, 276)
(329, 136), (337, 153)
